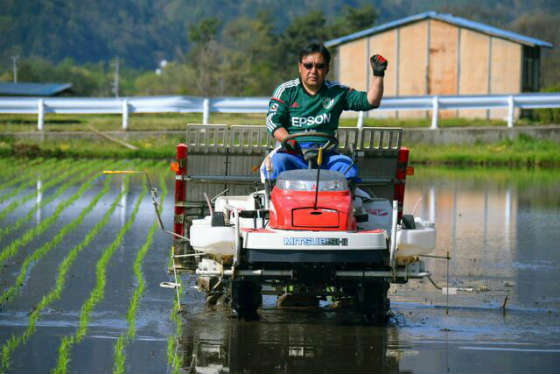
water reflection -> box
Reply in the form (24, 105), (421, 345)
(181, 310), (407, 374)
(403, 168), (560, 311)
(36, 179), (42, 224)
(120, 178), (127, 227)
(182, 162), (560, 312)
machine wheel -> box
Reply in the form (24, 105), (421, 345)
(231, 280), (262, 320)
(355, 281), (390, 325)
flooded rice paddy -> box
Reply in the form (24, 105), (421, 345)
(0, 156), (559, 373)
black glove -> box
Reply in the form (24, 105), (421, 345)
(282, 139), (302, 155)
(370, 54), (388, 77)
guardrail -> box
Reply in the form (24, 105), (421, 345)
(0, 93), (559, 130)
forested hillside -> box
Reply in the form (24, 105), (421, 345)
(2, 0), (559, 96)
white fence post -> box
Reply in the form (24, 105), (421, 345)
(431, 96), (439, 129)
(37, 99), (45, 131)
(203, 98), (210, 125)
(507, 95), (514, 128)
(122, 99), (129, 130)
(356, 111), (364, 147)
(1, 93), (560, 127)
(356, 110), (364, 129)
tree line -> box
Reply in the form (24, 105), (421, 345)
(1, 6), (377, 97)
(2, 3), (559, 97)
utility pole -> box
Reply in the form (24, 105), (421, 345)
(11, 56), (19, 83)
(112, 56), (120, 98)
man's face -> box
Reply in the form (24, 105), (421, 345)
(298, 52), (329, 91)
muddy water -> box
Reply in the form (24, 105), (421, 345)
(0, 159), (559, 373)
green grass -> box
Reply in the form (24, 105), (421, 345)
(1, 132), (559, 167)
(53, 179), (147, 374)
(0, 112), (264, 132)
(0, 112), (558, 166)
(0, 135), (183, 160)
(409, 134), (560, 167)
(0, 111), (551, 133)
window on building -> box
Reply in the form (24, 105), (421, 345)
(522, 46), (540, 92)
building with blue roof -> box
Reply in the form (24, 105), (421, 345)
(0, 82), (72, 96)
(325, 11), (552, 120)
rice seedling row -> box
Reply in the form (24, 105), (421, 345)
(0, 158), (67, 203)
(0, 157), (45, 180)
(0, 174), (126, 372)
(0, 159), (108, 267)
(0, 159), (179, 372)
(0, 158), (92, 231)
(53, 182), (148, 374)
(112, 172), (168, 374)
(0, 158), (72, 206)
(0, 158), (55, 194)
(0, 160), (104, 243)
(0, 160), (124, 305)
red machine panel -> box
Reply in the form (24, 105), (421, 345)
(269, 188), (356, 231)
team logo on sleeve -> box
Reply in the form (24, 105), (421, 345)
(270, 103), (279, 112)
(322, 98), (334, 109)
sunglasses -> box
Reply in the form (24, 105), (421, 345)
(302, 62), (327, 70)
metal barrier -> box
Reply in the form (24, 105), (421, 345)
(0, 93), (559, 130)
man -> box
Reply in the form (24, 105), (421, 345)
(264, 41), (387, 181)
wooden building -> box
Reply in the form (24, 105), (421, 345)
(325, 11), (552, 120)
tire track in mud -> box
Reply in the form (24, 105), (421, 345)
(112, 171), (168, 374)
(167, 284), (184, 374)
(0, 159), (105, 268)
(0, 174), (127, 372)
(167, 228), (184, 374)
(0, 158), (95, 239)
(0, 158), (71, 206)
(0, 160), (124, 306)
(52, 183), (148, 374)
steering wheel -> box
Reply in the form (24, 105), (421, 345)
(281, 132), (339, 167)
(281, 132), (338, 152)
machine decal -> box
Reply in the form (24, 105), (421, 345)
(283, 237), (349, 246)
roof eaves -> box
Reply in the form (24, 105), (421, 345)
(325, 11), (552, 49)
(325, 11), (433, 48)
(0, 82), (73, 96)
(433, 13), (553, 48)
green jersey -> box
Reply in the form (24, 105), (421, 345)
(266, 78), (376, 138)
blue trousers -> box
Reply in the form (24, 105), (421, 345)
(262, 150), (359, 181)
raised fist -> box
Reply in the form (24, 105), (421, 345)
(370, 54), (388, 77)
